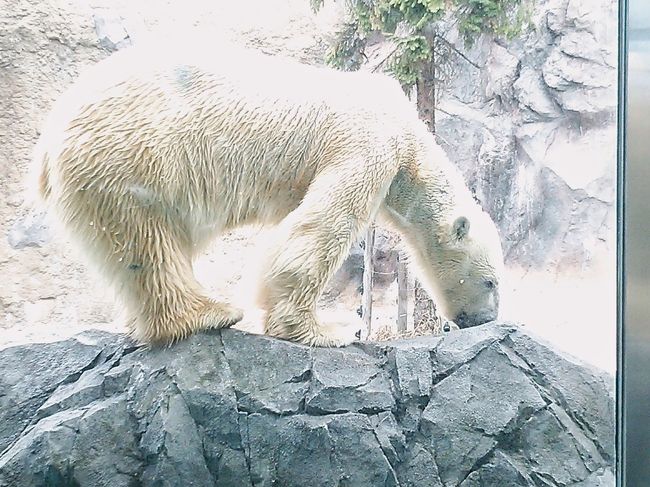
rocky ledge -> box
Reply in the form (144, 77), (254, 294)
(0, 323), (615, 487)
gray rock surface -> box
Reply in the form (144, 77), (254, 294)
(7, 211), (50, 250)
(0, 323), (615, 486)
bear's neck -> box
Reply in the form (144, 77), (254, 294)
(382, 165), (455, 229)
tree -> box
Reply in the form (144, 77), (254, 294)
(312, 0), (530, 334)
(313, 0), (530, 111)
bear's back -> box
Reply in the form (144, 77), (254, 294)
(43, 41), (417, 136)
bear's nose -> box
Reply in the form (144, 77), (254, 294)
(454, 309), (497, 328)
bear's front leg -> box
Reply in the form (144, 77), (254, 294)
(258, 165), (393, 346)
(264, 306), (361, 347)
(259, 229), (364, 346)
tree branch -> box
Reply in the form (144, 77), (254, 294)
(434, 34), (482, 69)
(371, 44), (400, 73)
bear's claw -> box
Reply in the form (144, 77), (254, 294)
(199, 301), (244, 330)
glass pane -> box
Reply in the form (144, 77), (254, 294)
(0, 0), (622, 485)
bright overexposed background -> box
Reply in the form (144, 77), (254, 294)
(1, 0), (617, 374)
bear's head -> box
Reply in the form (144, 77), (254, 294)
(427, 210), (504, 328)
(381, 143), (505, 329)
(384, 193), (504, 328)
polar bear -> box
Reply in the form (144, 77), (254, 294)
(32, 44), (504, 347)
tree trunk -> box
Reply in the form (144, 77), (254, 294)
(415, 55), (436, 132)
(413, 42), (440, 331)
(362, 225), (375, 337)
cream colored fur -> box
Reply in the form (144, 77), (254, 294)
(33, 43), (504, 346)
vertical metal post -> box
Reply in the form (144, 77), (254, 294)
(362, 225), (375, 337)
(396, 253), (409, 332)
(620, 0), (650, 483)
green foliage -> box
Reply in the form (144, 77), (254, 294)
(313, 0), (530, 89)
(456, 0), (532, 43)
(325, 22), (367, 71)
(387, 34), (431, 86)
(310, 0), (324, 11)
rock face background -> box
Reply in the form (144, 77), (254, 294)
(0, 0), (618, 370)
(0, 323), (615, 487)
(432, 0), (617, 271)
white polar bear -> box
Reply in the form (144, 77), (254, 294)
(32, 43), (504, 346)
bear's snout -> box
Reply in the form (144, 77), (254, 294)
(453, 309), (498, 329)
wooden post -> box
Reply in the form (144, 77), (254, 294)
(362, 225), (375, 338)
(396, 253), (409, 333)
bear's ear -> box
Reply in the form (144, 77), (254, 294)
(452, 216), (470, 240)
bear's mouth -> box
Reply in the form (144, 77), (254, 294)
(454, 310), (497, 329)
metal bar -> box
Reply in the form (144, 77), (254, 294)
(620, 0), (650, 483)
(362, 226), (375, 337)
(396, 254), (408, 332)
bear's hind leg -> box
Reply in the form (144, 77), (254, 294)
(120, 221), (244, 344)
(77, 203), (243, 345)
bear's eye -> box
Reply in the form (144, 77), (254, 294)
(484, 279), (495, 290)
